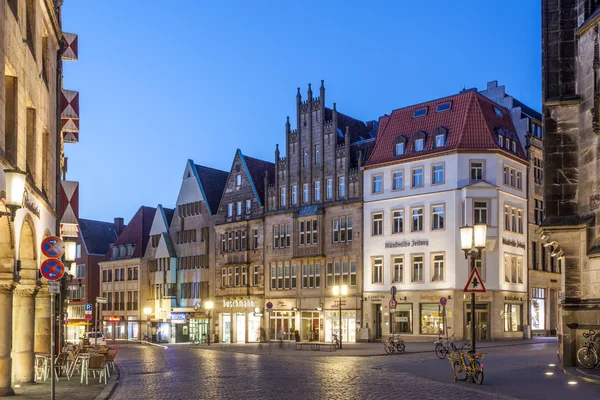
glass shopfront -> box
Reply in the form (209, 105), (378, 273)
(65, 323), (87, 344)
(269, 311), (296, 341)
(248, 314), (262, 342)
(420, 304), (443, 335)
(127, 317), (139, 340)
(189, 318), (208, 343)
(156, 322), (170, 342)
(504, 303), (523, 332)
(236, 313), (245, 343)
(390, 304), (412, 334)
(301, 311), (321, 341)
(222, 314), (231, 343)
(531, 288), (545, 331)
(325, 311), (356, 343)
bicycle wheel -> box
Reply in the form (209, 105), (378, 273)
(471, 359), (484, 385)
(384, 343), (394, 354)
(453, 360), (468, 381)
(396, 343), (405, 353)
(435, 343), (446, 359)
(332, 340), (339, 349)
(577, 347), (598, 369)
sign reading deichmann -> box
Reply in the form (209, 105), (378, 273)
(385, 239), (429, 248)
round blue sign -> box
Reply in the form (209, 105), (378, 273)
(40, 258), (65, 281)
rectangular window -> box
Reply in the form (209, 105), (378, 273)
(253, 230), (259, 249)
(432, 254), (444, 281)
(284, 264), (290, 289)
(314, 263), (320, 288)
(334, 262), (341, 285)
(234, 231), (240, 251)
(392, 256), (403, 283)
(435, 134), (445, 148)
(372, 175), (383, 193)
(503, 166), (509, 184)
(432, 205), (444, 230)
(372, 258), (383, 284)
(392, 171), (403, 190)
(303, 148), (308, 167)
(315, 144), (320, 164)
(326, 262), (333, 287)
(372, 213), (383, 236)
(302, 264), (308, 288)
(339, 177), (345, 198)
(326, 179), (333, 199)
(246, 199), (251, 214)
(534, 158), (543, 184)
(76, 264), (86, 278)
(228, 203), (233, 217)
(474, 201), (488, 224)
(340, 217), (346, 242)
(470, 161), (484, 181)
(415, 138), (424, 151)
(395, 142), (405, 156)
(517, 210), (523, 234)
(412, 255), (424, 282)
(315, 181), (321, 201)
(347, 217), (353, 241)
(504, 304), (523, 332)
(253, 266), (259, 287)
(292, 185), (298, 205)
(285, 224), (290, 247)
(350, 261), (356, 286)
(392, 210), (404, 234)
(235, 267), (240, 286)
(291, 264), (297, 288)
(412, 208), (423, 232)
(236, 174), (242, 186)
(309, 264), (315, 288)
(534, 200), (544, 225)
(341, 261), (349, 285)
(412, 168), (423, 187)
(228, 268), (233, 287)
(333, 217), (339, 243)
(271, 264), (277, 290)
(277, 263), (283, 289)
(237, 202), (242, 216)
(303, 183), (309, 203)
(413, 108), (427, 118)
(312, 219), (318, 244)
(516, 172), (522, 189)
(222, 269), (227, 288)
(273, 225), (279, 249)
(504, 206), (511, 231)
(299, 221), (305, 245)
(510, 169), (515, 187)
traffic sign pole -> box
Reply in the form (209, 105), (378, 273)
(50, 292), (55, 400)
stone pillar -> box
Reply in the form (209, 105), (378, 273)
(0, 281), (15, 396)
(12, 284), (39, 384)
(34, 285), (51, 354)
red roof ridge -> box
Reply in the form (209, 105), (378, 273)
(456, 92), (479, 149)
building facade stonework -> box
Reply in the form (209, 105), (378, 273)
(541, 0), (600, 367)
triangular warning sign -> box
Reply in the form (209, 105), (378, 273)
(464, 267), (486, 293)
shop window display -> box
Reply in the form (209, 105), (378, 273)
(504, 304), (522, 332)
(390, 304), (412, 334)
(420, 304), (443, 335)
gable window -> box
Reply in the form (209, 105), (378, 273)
(372, 258), (383, 284)
(236, 174), (242, 186)
(280, 188), (286, 207)
(413, 108), (427, 118)
(431, 205), (444, 230)
(414, 138), (424, 152)
(432, 164), (444, 184)
(435, 134), (445, 148)
(339, 177), (345, 198)
(412, 255), (424, 282)
(326, 179), (333, 200)
(315, 144), (321, 164)
(372, 213), (383, 236)
(412, 168), (424, 187)
(315, 181), (321, 201)
(392, 210), (404, 234)
(395, 142), (405, 156)
(412, 207), (423, 232)
(436, 102), (451, 112)
(474, 201), (488, 224)
(246, 199), (252, 214)
(303, 183), (309, 203)
(303, 148), (308, 167)
(292, 185), (298, 205)
(392, 256), (404, 283)
(227, 203), (233, 217)
(372, 175), (383, 194)
(393, 171), (403, 190)
(470, 161), (484, 181)
(236, 202), (242, 216)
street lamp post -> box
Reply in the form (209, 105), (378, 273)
(332, 285), (348, 349)
(205, 301), (213, 345)
(459, 223), (487, 354)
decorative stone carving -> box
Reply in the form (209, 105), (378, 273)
(590, 194), (600, 210)
(13, 284), (40, 297)
(0, 281), (14, 294)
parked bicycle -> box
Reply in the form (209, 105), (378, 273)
(434, 334), (455, 359)
(448, 342), (485, 384)
(577, 329), (600, 369)
(332, 333), (341, 349)
(384, 334), (406, 354)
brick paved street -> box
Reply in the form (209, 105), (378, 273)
(111, 342), (600, 400)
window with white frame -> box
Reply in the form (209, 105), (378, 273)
(504, 254), (524, 284)
(412, 168), (424, 187)
(273, 225), (279, 249)
(326, 262), (333, 287)
(432, 205), (444, 230)
(372, 213), (383, 236)
(470, 161), (484, 181)
(303, 183), (309, 203)
(504, 204), (524, 233)
(412, 255), (424, 282)
(292, 185), (298, 205)
(392, 256), (403, 283)
(76, 264), (86, 278)
(253, 266), (259, 286)
(372, 174), (383, 193)
(435, 133), (445, 147)
(395, 142), (405, 156)
(431, 254), (444, 281)
(315, 181), (321, 201)
(415, 138), (424, 151)
(253, 229), (259, 249)
(350, 260), (356, 286)
(503, 165), (522, 189)
(326, 179), (333, 199)
(392, 210), (404, 234)
(392, 171), (403, 190)
(280, 188), (286, 207)
(372, 258), (383, 284)
(474, 201), (488, 224)
(474, 256), (485, 282)
(412, 208), (423, 232)
(236, 174), (242, 186)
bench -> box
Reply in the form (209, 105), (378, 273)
(295, 342), (336, 352)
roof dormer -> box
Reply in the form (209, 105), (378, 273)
(432, 127), (449, 148)
(413, 131), (427, 152)
(393, 135), (407, 157)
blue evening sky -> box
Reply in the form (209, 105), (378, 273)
(62, 0), (541, 223)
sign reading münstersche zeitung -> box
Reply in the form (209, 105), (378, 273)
(385, 239), (429, 249)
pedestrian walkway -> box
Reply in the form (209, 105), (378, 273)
(12, 366), (119, 400)
(171, 337), (558, 357)
(564, 366), (600, 385)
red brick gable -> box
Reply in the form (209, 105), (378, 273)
(366, 92), (526, 167)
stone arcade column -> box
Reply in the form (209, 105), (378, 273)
(34, 285), (51, 354)
(12, 284), (39, 384)
(0, 281), (15, 396)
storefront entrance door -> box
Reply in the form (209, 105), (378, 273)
(375, 305), (382, 339)
(236, 314), (245, 343)
(465, 303), (489, 341)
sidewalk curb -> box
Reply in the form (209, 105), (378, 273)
(94, 363), (121, 400)
(562, 367), (600, 385)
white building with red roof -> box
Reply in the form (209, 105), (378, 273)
(363, 90), (528, 342)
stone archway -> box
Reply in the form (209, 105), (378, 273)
(12, 214), (39, 384)
(0, 202), (15, 395)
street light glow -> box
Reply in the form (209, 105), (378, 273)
(473, 223), (487, 249)
(205, 301), (214, 309)
(545, 372), (554, 376)
(460, 226), (473, 251)
(143, 308), (152, 315)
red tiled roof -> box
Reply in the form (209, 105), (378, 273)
(366, 92), (526, 167)
(195, 164), (228, 215)
(242, 153), (275, 207)
(106, 206), (156, 259)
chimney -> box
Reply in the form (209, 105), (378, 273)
(114, 217), (125, 235)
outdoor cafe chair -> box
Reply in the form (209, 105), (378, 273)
(85, 355), (107, 385)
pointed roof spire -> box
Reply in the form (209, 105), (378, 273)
(320, 79), (325, 89)
(286, 116), (290, 126)
(308, 83), (313, 96)
(333, 102), (337, 111)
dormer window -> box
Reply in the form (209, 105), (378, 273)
(413, 108), (427, 118)
(436, 102), (452, 112)
(393, 136), (407, 157)
(498, 135), (504, 147)
(415, 138), (424, 151)
(111, 247), (118, 259)
(494, 106), (503, 117)
(512, 140), (517, 153)
(395, 142), (405, 156)
(126, 244), (134, 257)
(119, 245), (126, 258)
(435, 134), (445, 148)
